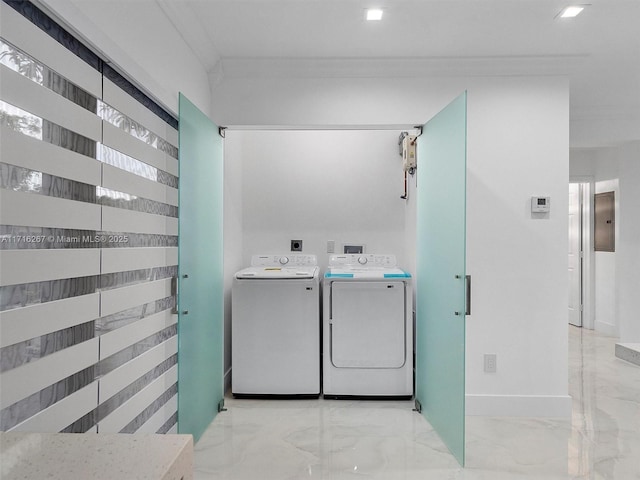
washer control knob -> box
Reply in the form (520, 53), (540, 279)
(279, 256), (289, 265)
(358, 256), (368, 265)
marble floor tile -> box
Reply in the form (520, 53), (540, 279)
(194, 327), (640, 479)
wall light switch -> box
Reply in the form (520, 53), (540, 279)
(327, 240), (335, 253)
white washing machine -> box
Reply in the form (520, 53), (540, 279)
(323, 254), (413, 398)
(232, 254), (320, 396)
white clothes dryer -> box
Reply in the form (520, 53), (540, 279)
(323, 254), (413, 398)
(232, 254), (320, 396)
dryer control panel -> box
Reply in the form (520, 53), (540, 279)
(328, 254), (397, 268)
(251, 254), (318, 267)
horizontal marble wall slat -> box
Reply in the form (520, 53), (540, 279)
(0, 248), (100, 286)
(0, 275), (98, 312)
(103, 78), (174, 146)
(8, 381), (98, 433)
(1, 67), (101, 141)
(96, 355), (177, 425)
(101, 247), (178, 275)
(99, 366), (177, 433)
(0, 162), (96, 203)
(1, 320), (95, 372)
(102, 206), (179, 236)
(98, 334), (178, 403)
(157, 411), (179, 434)
(103, 122), (178, 177)
(137, 392), (177, 434)
(121, 382), (178, 434)
(101, 145), (178, 189)
(103, 164), (178, 207)
(100, 309), (176, 360)
(0, 226), (178, 250)
(0, 101), (97, 157)
(0, 365), (95, 431)
(0, 337), (98, 409)
(1, 163), (177, 218)
(1, 38), (97, 113)
(0, 293), (99, 348)
(0, 189), (101, 230)
(100, 277), (174, 318)
(0, 3), (102, 97)
(100, 102), (177, 159)
(1, 127), (101, 186)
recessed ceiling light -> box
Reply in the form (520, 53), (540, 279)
(366, 8), (383, 21)
(558, 5), (587, 18)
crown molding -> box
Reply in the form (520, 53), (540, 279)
(220, 55), (589, 79)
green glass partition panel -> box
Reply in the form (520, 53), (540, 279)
(178, 93), (224, 442)
(415, 92), (467, 466)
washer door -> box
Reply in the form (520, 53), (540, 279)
(330, 281), (406, 368)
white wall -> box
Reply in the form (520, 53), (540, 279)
(464, 78), (570, 417)
(227, 130), (410, 271)
(617, 142), (640, 343)
(219, 75), (571, 417)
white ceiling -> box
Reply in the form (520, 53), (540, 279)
(52, 0), (640, 148)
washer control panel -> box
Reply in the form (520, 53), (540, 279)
(251, 254), (318, 267)
(328, 254), (396, 268)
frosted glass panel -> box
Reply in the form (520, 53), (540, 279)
(415, 92), (467, 465)
(178, 94), (224, 441)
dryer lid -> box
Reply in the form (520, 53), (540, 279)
(325, 266), (410, 279)
(236, 265), (319, 279)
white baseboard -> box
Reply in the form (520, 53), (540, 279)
(465, 394), (572, 417)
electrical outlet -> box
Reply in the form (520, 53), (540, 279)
(291, 239), (303, 252)
(327, 240), (335, 253)
(484, 354), (497, 373)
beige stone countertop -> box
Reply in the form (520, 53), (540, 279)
(0, 432), (193, 480)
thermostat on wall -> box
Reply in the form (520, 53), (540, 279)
(531, 196), (551, 213)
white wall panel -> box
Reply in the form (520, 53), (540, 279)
(100, 277), (173, 318)
(0, 293), (100, 348)
(101, 247), (178, 275)
(0, 3), (102, 97)
(100, 309), (177, 359)
(101, 205), (178, 236)
(102, 164), (178, 206)
(10, 382), (98, 433)
(102, 122), (170, 173)
(0, 126), (101, 186)
(0, 249), (100, 286)
(135, 393), (177, 434)
(98, 338), (178, 403)
(1, 66), (101, 141)
(0, 189), (101, 230)
(103, 78), (169, 141)
(0, 338), (99, 409)
(98, 366), (177, 433)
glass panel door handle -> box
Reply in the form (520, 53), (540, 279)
(453, 275), (471, 316)
(465, 275), (471, 316)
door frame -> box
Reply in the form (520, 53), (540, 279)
(569, 176), (594, 330)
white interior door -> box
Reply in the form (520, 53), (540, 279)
(568, 183), (583, 327)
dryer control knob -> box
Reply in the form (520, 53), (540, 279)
(358, 256), (368, 265)
(279, 256), (289, 265)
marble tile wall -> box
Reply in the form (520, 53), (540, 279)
(0, 0), (179, 435)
